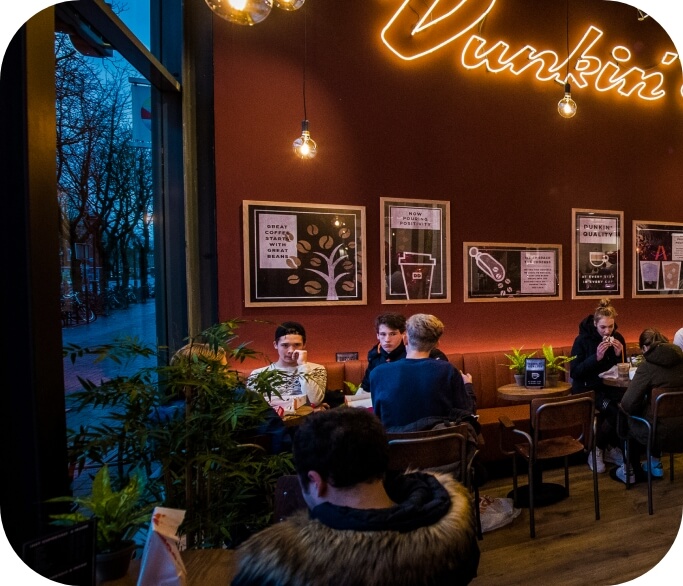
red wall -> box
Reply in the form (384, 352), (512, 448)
(213, 0), (682, 364)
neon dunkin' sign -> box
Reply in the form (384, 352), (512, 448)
(381, 0), (682, 102)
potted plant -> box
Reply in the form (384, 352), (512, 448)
(48, 464), (157, 581)
(542, 344), (576, 387)
(63, 319), (295, 551)
(502, 347), (537, 386)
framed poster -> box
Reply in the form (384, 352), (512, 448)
(243, 201), (366, 307)
(633, 220), (683, 298)
(463, 242), (562, 302)
(381, 198), (450, 304)
(572, 208), (623, 299)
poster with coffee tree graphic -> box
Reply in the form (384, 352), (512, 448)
(243, 201), (366, 306)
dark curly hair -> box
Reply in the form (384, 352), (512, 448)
(294, 407), (389, 489)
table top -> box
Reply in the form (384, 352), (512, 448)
(497, 381), (572, 402)
(602, 377), (630, 389)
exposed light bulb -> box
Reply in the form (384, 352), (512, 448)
(293, 120), (317, 159)
(275, 0), (306, 11)
(204, 0), (273, 26)
(558, 82), (577, 118)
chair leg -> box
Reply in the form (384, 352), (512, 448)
(592, 445), (600, 521)
(512, 455), (519, 507)
(528, 458), (535, 538)
(645, 442), (653, 515)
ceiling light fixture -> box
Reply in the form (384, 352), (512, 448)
(293, 5), (317, 159)
(557, 0), (577, 118)
(205, 0), (305, 26)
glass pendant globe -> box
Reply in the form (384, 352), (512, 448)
(204, 0), (273, 26)
(293, 132), (317, 159)
(275, 0), (306, 11)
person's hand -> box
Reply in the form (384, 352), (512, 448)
(596, 340), (612, 361)
(292, 349), (308, 365)
(312, 403), (330, 412)
(610, 338), (624, 358)
(461, 372), (473, 384)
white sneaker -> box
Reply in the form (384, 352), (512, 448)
(588, 448), (606, 473)
(615, 464), (636, 484)
(603, 446), (624, 466)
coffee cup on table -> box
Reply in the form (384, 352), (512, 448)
(617, 363), (629, 380)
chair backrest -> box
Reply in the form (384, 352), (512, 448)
(387, 424), (469, 481)
(529, 391), (595, 450)
(652, 387), (683, 437)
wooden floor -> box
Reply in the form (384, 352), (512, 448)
(473, 454), (683, 585)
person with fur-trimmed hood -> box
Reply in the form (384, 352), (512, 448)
(231, 407), (480, 586)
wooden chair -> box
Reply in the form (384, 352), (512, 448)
(619, 387), (683, 514)
(498, 391), (599, 538)
(387, 424), (483, 539)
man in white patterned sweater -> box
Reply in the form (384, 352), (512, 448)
(247, 321), (327, 406)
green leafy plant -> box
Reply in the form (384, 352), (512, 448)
(62, 319), (295, 550)
(502, 347), (537, 375)
(48, 465), (157, 553)
(344, 381), (360, 394)
(542, 344), (576, 374)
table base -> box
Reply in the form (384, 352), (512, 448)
(507, 483), (568, 508)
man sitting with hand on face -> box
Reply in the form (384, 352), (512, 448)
(247, 321), (327, 407)
(231, 407), (480, 586)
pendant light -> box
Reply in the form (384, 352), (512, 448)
(276, 0), (306, 11)
(558, 82), (577, 118)
(293, 4), (317, 159)
(204, 0), (273, 26)
(557, 0), (577, 118)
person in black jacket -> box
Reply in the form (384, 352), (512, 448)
(570, 298), (627, 474)
(232, 407), (480, 586)
(360, 312), (447, 392)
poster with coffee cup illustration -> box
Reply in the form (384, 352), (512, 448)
(633, 220), (683, 298)
(463, 243), (562, 302)
(242, 201), (366, 307)
(380, 198), (450, 304)
(571, 209), (624, 299)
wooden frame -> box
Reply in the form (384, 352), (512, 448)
(633, 220), (683, 298)
(571, 208), (624, 299)
(380, 198), (450, 304)
(463, 242), (562, 302)
(242, 201), (366, 307)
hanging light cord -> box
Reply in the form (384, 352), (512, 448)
(565, 0), (569, 83)
(302, 5), (308, 120)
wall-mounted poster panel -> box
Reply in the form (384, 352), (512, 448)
(464, 242), (562, 302)
(380, 198), (450, 304)
(243, 201), (366, 307)
(633, 220), (683, 298)
(571, 208), (624, 299)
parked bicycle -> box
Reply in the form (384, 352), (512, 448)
(61, 292), (96, 326)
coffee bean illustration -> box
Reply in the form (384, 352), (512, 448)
(310, 257), (321, 267)
(297, 240), (312, 253)
(287, 275), (300, 284)
(304, 281), (322, 294)
(341, 280), (355, 292)
(286, 256), (301, 269)
(319, 235), (334, 249)
(307, 225), (319, 236)
(338, 227), (351, 238)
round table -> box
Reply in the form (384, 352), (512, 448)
(601, 377), (630, 389)
(497, 381), (572, 403)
